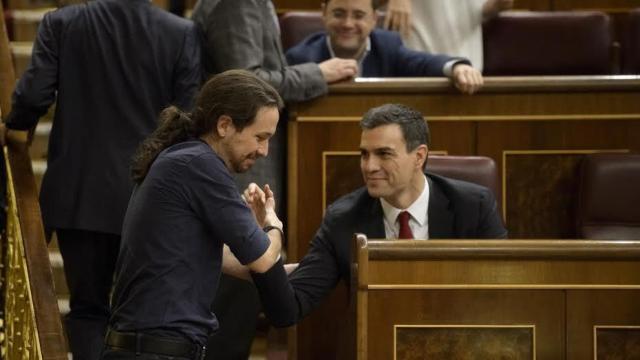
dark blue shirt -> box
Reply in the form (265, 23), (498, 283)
(109, 140), (270, 345)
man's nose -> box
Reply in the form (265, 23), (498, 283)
(257, 142), (269, 157)
(362, 157), (379, 172)
(342, 15), (355, 27)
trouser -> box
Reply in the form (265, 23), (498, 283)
(57, 229), (121, 360)
(205, 274), (261, 360)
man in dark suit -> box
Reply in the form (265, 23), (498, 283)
(3, 1), (201, 358)
(252, 103), (507, 325)
(286, 0), (484, 94)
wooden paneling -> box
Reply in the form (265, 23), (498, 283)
(395, 325), (534, 360)
(287, 76), (640, 359)
(553, 0), (639, 11)
(567, 291), (640, 359)
(595, 327), (640, 360)
(1, 1), (16, 117)
(354, 239), (640, 360)
(273, 1), (639, 14)
(370, 290), (556, 359)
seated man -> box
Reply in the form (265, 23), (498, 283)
(285, 0), (484, 94)
(252, 103), (507, 326)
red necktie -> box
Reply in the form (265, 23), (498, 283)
(397, 211), (414, 239)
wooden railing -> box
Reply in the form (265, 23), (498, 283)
(352, 236), (640, 359)
(1, 2), (67, 359)
(287, 75), (640, 359)
(2, 144), (67, 360)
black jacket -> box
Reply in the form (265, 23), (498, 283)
(254, 172), (507, 327)
(6, 0), (201, 234)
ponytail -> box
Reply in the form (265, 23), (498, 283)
(131, 106), (194, 184)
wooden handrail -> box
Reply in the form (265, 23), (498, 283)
(327, 75), (640, 94)
(363, 239), (640, 260)
(1, 2), (68, 359)
(3, 144), (68, 360)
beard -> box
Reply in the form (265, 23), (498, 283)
(231, 153), (258, 173)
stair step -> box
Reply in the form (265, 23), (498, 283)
(10, 41), (32, 79)
(49, 249), (68, 297)
(31, 120), (51, 161)
(9, 8), (53, 41)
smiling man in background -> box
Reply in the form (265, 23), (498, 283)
(286, 0), (484, 94)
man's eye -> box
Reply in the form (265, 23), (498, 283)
(353, 12), (366, 20)
(332, 11), (346, 19)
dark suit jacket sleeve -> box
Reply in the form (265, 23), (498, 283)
(385, 32), (470, 77)
(285, 43), (312, 66)
(251, 207), (342, 327)
(477, 187), (508, 238)
(203, 0), (327, 102)
(171, 23), (202, 111)
(5, 10), (63, 130)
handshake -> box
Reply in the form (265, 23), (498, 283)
(242, 182), (283, 232)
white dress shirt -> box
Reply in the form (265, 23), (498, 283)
(380, 175), (430, 239)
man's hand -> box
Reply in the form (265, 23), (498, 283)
(451, 64), (483, 95)
(318, 58), (358, 83)
(0, 123), (29, 149)
(243, 183), (283, 230)
(384, 0), (412, 37)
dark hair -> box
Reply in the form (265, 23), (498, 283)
(131, 70), (284, 183)
(322, 0), (381, 10)
(360, 103), (430, 151)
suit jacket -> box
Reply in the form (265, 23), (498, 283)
(253, 172), (507, 326)
(6, 0), (201, 235)
(192, 0), (327, 102)
(286, 29), (469, 77)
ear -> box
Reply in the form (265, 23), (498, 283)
(321, 2), (329, 22)
(415, 144), (428, 170)
(216, 115), (234, 138)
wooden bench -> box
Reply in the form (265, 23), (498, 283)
(351, 235), (640, 359)
(286, 76), (640, 358)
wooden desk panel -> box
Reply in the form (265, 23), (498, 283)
(567, 290), (640, 360)
(370, 290), (561, 359)
(287, 76), (640, 359)
(354, 239), (640, 360)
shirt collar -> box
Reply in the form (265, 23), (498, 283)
(380, 174), (430, 227)
(326, 35), (371, 75)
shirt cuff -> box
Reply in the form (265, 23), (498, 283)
(443, 60), (462, 77)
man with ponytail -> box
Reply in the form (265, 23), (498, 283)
(101, 70), (288, 360)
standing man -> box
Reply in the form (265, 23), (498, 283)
(3, 0), (201, 359)
(102, 70), (286, 360)
(252, 103), (507, 326)
(191, 1), (357, 357)
(286, 0), (484, 94)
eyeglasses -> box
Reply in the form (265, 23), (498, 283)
(328, 9), (371, 22)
